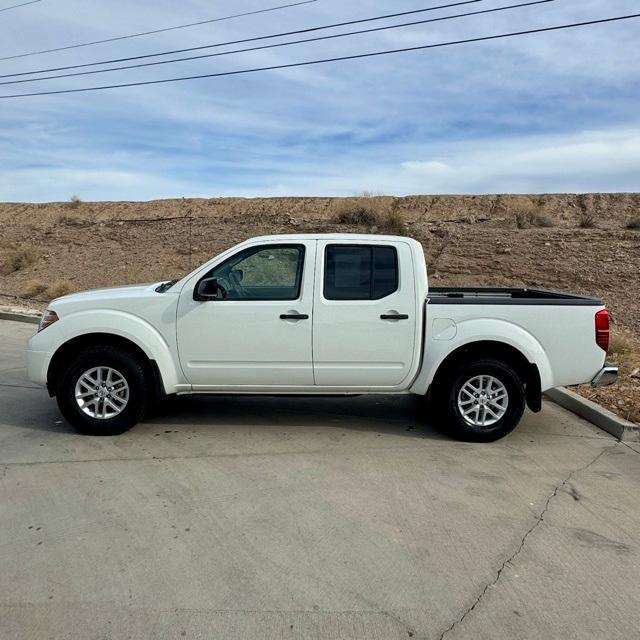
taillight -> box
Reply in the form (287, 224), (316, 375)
(595, 309), (610, 352)
(38, 309), (59, 332)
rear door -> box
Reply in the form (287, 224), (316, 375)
(177, 241), (316, 389)
(313, 239), (418, 388)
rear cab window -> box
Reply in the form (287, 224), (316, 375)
(324, 245), (398, 300)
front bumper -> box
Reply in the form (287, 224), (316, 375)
(26, 348), (51, 388)
(591, 364), (618, 387)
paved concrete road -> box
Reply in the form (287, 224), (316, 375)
(1, 319), (640, 640)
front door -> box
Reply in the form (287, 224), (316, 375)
(313, 239), (418, 388)
(177, 241), (315, 389)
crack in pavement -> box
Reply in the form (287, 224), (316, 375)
(621, 441), (640, 456)
(437, 442), (619, 640)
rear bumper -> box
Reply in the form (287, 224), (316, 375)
(591, 364), (618, 387)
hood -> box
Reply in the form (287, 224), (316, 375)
(48, 282), (168, 310)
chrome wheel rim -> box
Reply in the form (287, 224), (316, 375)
(457, 375), (509, 428)
(74, 366), (130, 420)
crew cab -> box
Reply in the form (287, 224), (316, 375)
(27, 234), (617, 441)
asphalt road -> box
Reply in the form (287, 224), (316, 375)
(1, 319), (640, 640)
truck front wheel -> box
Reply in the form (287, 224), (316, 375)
(435, 359), (526, 442)
(56, 346), (148, 435)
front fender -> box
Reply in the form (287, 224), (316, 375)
(30, 309), (185, 394)
(410, 317), (554, 395)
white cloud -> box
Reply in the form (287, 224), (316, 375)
(233, 127), (640, 196)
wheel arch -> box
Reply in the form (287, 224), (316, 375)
(47, 333), (164, 401)
(426, 340), (543, 413)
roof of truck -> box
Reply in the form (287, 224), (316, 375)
(241, 233), (417, 243)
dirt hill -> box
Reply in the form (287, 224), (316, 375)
(1, 193), (638, 422)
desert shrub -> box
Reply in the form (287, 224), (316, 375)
(68, 195), (82, 209)
(534, 214), (555, 228)
(332, 196), (405, 234)
(626, 216), (640, 230)
(379, 208), (405, 235)
(47, 280), (74, 299)
(513, 207), (554, 229)
(57, 213), (83, 226)
(21, 279), (47, 298)
(609, 333), (634, 357)
(334, 204), (379, 227)
(0, 244), (38, 275)
(578, 211), (597, 228)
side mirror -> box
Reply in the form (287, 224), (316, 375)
(194, 277), (220, 301)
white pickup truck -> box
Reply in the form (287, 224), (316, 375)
(27, 234), (617, 441)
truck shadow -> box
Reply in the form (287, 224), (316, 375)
(148, 393), (445, 440)
(3, 386), (448, 440)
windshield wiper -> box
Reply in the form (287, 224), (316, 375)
(155, 279), (178, 293)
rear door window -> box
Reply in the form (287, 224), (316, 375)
(324, 245), (398, 300)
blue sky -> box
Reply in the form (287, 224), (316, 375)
(0, 0), (638, 201)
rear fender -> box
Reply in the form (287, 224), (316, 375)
(410, 318), (554, 395)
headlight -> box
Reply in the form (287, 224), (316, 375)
(38, 309), (59, 332)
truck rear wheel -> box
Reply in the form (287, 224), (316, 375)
(435, 358), (526, 442)
(56, 346), (148, 435)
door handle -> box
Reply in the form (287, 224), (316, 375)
(381, 313), (409, 321)
(280, 313), (309, 321)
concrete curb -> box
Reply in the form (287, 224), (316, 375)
(0, 311), (40, 325)
(545, 387), (640, 443)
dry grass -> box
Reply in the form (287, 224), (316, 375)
(578, 211), (597, 228)
(57, 212), (84, 226)
(333, 204), (379, 227)
(379, 208), (405, 235)
(510, 200), (554, 229)
(47, 280), (74, 299)
(0, 243), (38, 275)
(332, 196), (406, 235)
(514, 208), (554, 229)
(15, 275), (73, 300)
(21, 278), (47, 298)
(626, 216), (640, 230)
(609, 333), (636, 359)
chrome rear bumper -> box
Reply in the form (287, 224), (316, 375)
(591, 364), (618, 387)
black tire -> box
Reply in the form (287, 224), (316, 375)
(56, 346), (148, 436)
(433, 358), (526, 442)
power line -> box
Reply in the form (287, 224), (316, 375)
(0, 0), (41, 12)
(0, 0), (485, 79)
(1, 13), (637, 99)
(0, 0), (317, 62)
(0, 0), (559, 86)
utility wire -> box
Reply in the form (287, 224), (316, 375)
(0, 0), (484, 78)
(0, 0), (558, 86)
(0, 0), (41, 12)
(1, 13), (637, 99)
(0, 0), (317, 61)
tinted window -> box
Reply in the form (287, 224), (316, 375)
(324, 245), (398, 300)
(207, 245), (304, 300)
